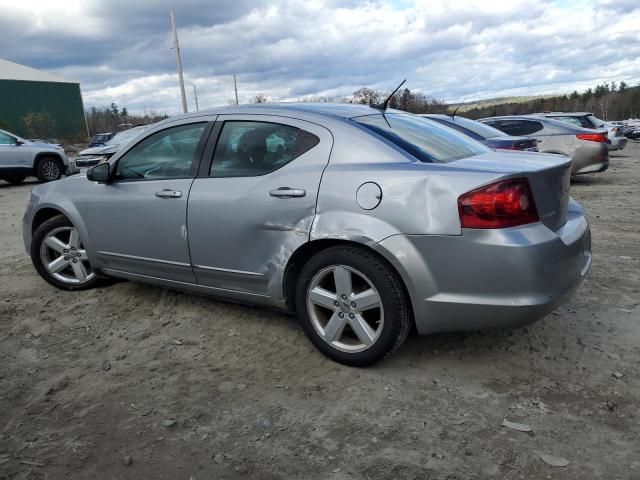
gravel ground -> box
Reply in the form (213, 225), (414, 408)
(1, 144), (639, 480)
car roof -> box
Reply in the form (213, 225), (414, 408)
(535, 112), (594, 117)
(479, 115), (594, 132)
(157, 102), (405, 125)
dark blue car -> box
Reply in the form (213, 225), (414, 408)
(89, 132), (115, 147)
(423, 114), (538, 151)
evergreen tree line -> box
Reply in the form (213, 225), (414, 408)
(85, 103), (168, 136)
(461, 81), (640, 121)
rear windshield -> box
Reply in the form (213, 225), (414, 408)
(434, 116), (508, 140)
(353, 114), (489, 163)
(587, 115), (605, 128)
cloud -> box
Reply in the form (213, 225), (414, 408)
(1, 0), (639, 113)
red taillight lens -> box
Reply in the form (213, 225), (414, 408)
(458, 178), (539, 229)
(576, 132), (607, 142)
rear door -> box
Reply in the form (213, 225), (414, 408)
(187, 115), (332, 297)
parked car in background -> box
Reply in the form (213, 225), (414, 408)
(534, 112), (627, 151)
(89, 132), (115, 147)
(23, 104), (591, 366)
(422, 114), (538, 151)
(480, 116), (609, 175)
(0, 128), (68, 184)
(69, 125), (150, 175)
(604, 123), (628, 151)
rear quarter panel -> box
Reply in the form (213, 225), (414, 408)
(312, 125), (511, 243)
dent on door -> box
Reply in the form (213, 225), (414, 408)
(187, 115), (333, 300)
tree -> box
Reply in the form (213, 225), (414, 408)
(619, 81), (628, 93)
(23, 112), (57, 139)
(253, 93), (268, 103)
(352, 88), (380, 105)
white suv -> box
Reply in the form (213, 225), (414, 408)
(0, 128), (68, 184)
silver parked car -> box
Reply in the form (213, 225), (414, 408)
(480, 115), (609, 175)
(68, 125), (151, 175)
(23, 104), (591, 366)
(0, 128), (68, 184)
(534, 112), (627, 151)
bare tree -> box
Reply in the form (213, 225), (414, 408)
(253, 93), (269, 104)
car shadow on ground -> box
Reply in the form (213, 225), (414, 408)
(0, 178), (40, 189)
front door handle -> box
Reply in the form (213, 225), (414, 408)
(269, 187), (306, 198)
(155, 189), (182, 198)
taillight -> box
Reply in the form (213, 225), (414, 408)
(576, 132), (607, 142)
(458, 178), (539, 229)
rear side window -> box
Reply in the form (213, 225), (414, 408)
(353, 114), (488, 163)
(490, 120), (543, 136)
(210, 121), (319, 177)
(553, 116), (590, 128)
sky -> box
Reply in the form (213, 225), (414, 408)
(1, 0), (639, 114)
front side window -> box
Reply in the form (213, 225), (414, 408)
(114, 123), (206, 180)
(0, 131), (16, 145)
(210, 121), (319, 177)
(354, 114), (489, 163)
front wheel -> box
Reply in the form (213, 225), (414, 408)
(31, 215), (100, 290)
(295, 246), (411, 366)
(36, 157), (63, 182)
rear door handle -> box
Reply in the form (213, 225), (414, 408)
(155, 189), (182, 198)
(269, 187), (306, 198)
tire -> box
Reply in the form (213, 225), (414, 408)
(4, 175), (26, 185)
(295, 245), (411, 366)
(31, 215), (101, 291)
(36, 157), (63, 182)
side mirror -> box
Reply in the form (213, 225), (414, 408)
(15, 140), (24, 146)
(87, 162), (111, 183)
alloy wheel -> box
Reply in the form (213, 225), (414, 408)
(39, 226), (95, 284)
(306, 265), (384, 353)
(42, 161), (61, 181)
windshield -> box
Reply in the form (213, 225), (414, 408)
(437, 116), (508, 139)
(106, 126), (148, 146)
(353, 114), (489, 163)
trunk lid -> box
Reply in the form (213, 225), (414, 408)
(451, 151), (572, 231)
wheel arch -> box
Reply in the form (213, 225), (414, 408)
(32, 207), (67, 235)
(283, 239), (415, 328)
(34, 152), (64, 166)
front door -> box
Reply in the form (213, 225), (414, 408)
(187, 115), (332, 297)
(0, 131), (29, 171)
(84, 121), (210, 283)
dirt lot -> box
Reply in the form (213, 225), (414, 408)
(1, 144), (639, 480)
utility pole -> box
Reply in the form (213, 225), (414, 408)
(170, 10), (188, 113)
(233, 74), (239, 106)
(193, 84), (199, 111)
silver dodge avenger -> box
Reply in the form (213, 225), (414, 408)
(23, 103), (591, 366)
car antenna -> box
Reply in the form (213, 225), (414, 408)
(371, 79), (406, 111)
(449, 103), (462, 119)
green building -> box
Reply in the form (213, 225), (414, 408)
(0, 58), (88, 140)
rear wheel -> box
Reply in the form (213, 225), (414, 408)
(36, 157), (63, 182)
(31, 215), (100, 290)
(295, 245), (410, 366)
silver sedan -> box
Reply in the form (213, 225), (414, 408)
(23, 104), (592, 366)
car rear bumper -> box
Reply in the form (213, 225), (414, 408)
(608, 137), (627, 151)
(572, 142), (609, 175)
(373, 199), (591, 335)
